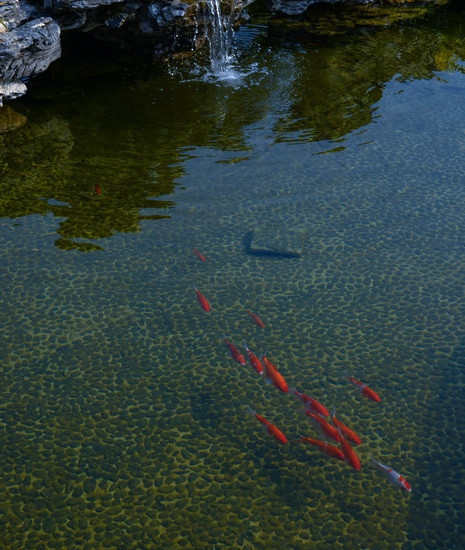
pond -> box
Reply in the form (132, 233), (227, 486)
(1, 0), (465, 548)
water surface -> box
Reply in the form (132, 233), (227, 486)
(1, 1), (465, 548)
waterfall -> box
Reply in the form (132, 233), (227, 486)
(204, 0), (235, 76)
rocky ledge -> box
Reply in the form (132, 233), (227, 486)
(0, 0), (450, 107)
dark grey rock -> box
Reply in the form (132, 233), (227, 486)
(0, 10), (61, 106)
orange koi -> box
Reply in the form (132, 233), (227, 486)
(223, 337), (246, 366)
(262, 353), (289, 393)
(289, 387), (330, 418)
(305, 411), (340, 442)
(246, 406), (287, 444)
(193, 284), (211, 312)
(295, 436), (346, 462)
(346, 376), (381, 403)
(330, 413), (362, 446)
(245, 309), (265, 328)
(338, 429), (361, 470)
(193, 247), (206, 262)
(94, 184), (102, 195)
(243, 343), (264, 374)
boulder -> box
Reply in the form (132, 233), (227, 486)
(0, 1), (61, 106)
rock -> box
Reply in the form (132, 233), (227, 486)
(245, 227), (306, 258)
(0, 1), (61, 106)
(0, 104), (27, 133)
(268, 0), (446, 16)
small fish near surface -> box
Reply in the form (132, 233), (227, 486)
(245, 406), (288, 444)
(193, 283), (211, 312)
(295, 436), (346, 462)
(371, 458), (411, 493)
(244, 343), (264, 374)
(223, 337), (246, 366)
(346, 376), (381, 403)
(289, 387), (330, 418)
(193, 247), (206, 262)
(245, 309), (265, 328)
(330, 412), (362, 446)
(337, 429), (361, 470)
(305, 411), (340, 442)
(262, 353), (289, 393)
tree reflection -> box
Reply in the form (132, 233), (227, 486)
(1, 0), (464, 250)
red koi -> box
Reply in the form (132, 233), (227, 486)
(94, 184), (102, 195)
(346, 376), (381, 403)
(262, 353), (289, 393)
(289, 387), (330, 418)
(305, 411), (340, 442)
(338, 430), (361, 470)
(370, 458), (411, 493)
(223, 337), (246, 366)
(295, 436), (346, 462)
(246, 406), (287, 444)
(193, 247), (206, 262)
(193, 284), (211, 312)
(330, 413), (362, 446)
(243, 343), (264, 374)
(245, 309), (265, 328)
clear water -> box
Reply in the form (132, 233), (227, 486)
(1, 1), (465, 548)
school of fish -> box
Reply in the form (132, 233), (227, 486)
(191, 247), (411, 494)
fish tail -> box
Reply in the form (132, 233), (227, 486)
(244, 404), (256, 417)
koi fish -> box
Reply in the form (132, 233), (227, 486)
(193, 247), (206, 262)
(223, 337), (246, 366)
(306, 411), (340, 442)
(337, 429), (361, 470)
(370, 458), (411, 493)
(245, 309), (265, 328)
(94, 184), (102, 195)
(262, 353), (289, 393)
(246, 406), (287, 444)
(243, 343), (264, 374)
(193, 284), (211, 312)
(295, 436), (346, 462)
(289, 387), (330, 418)
(346, 376), (381, 403)
(330, 412), (362, 446)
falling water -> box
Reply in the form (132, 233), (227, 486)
(204, 0), (237, 78)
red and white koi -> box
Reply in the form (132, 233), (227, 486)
(346, 376), (381, 403)
(223, 337), (246, 366)
(262, 353), (289, 393)
(245, 309), (265, 328)
(371, 458), (411, 493)
(246, 406), (288, 444)
(289, 387), (330, 418)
